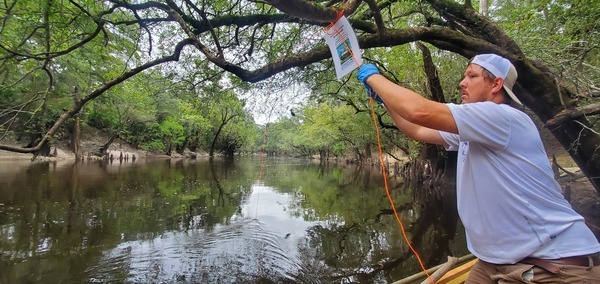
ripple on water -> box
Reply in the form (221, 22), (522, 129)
(89, 218), (317, 283)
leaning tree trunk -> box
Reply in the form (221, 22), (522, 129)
(71, 117), (80, 159)
(71, 87), (81, 159)
(209, 113), (238, 157)
(177, 137), (188, 155)
(209, 125), (224, 157)
(32, 140), (51, 161)
(422, 1), (600, 194)
(503, 56), (600, 192)
(98, 132), (119, 156)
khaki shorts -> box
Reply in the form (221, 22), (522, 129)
(466, 258), (600, 283)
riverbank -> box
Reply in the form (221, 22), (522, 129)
(0, 130), (598, 235)
(0, 129), (203, 162)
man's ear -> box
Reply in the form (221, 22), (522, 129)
(492, 77), (504, 93)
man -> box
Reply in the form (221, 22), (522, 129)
(357, 54), (600, 283)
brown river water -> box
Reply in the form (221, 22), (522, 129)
(0, 157), (467, 283)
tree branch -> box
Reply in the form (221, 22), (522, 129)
(248, 0), (363, 23)
(544, 103), (600, 128)
(0, 39), (192, 153)
(364, 0), (386, 35)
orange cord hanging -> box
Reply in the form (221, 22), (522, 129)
(368, 94), (434, 283)
(587, 220), (600, 232)
(324, 14), (435, 283)
(260, 10), (436, 282)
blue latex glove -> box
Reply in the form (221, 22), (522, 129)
(357, 64), (380, 84)
(357, 64), (383, 104)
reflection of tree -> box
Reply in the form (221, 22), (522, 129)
(290, 168), (461, 282)
(0, 158), (464, 283)
(0, 159), (261, 283)
(183, 158), (252, 231)
(363, 183), (460, 281)
(210, 158), (228, 207)
(67, 162), (78, 234)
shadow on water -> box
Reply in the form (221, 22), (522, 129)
(0, 157), (467, 283)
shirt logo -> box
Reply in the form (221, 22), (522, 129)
(460, 142), (468, 162)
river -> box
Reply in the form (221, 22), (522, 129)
(0, 157), (467, 283)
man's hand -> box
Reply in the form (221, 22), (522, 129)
(357, 64), (380, 84)
(357, 64), (383, 104)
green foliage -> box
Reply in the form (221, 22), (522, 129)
(1, 0), (596, 163)
(491, 0), (600, 95)
(195, 87), (257, 155)
(0, 0), (142, 144)
(159, 117), (185, 145)
(142, 140), (166, 153)
(0, 0), (263, 155)
(260, 100), (382, 160)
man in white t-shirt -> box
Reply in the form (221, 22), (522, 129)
(357, 53), (600, 283)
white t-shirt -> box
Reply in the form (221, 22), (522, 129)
(439, 102), (600, 264)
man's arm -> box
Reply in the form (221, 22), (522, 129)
(384, 104), (448, 146)
(366, 74), (458, 135)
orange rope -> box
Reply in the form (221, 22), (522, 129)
(323, 13), (435, 282)
(323, 9), (363, 69)
(277, 9), (346, 62)
(263, 12), (435, 282)
(586, 220), (600, 232)
(325, 8), (346, 30)
(367, 94), (434, 283)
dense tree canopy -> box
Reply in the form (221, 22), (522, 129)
(0, 0), (598, 191)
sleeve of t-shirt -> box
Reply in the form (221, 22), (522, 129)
(440, 131), (460, 151)
(445, 102), (512, 150)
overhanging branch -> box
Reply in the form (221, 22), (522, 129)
(545, 102), (600, 128)
(0, 39), (191, 154)
(248, 0), (363, 22)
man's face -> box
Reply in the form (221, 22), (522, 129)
(459, 64), (495, 104)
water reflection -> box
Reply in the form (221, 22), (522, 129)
(0, 157), (467, 283)
(94, 185), (318, 283)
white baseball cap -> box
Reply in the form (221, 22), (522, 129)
(471, 54), (522, 105)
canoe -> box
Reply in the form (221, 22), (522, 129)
(436, 258), (477, 284)
(392, 254), (476, 284)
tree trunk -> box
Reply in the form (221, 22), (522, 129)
(417, 42), (448, 182)
(209, 126), (223, 157)
(99, 133), (119, 156)
(364, 142), (372, 159)
(504, 45), (600, 193)
(71, 87), (81, 159)
(177, 137), (188, 155)
(166, 143), (172, 156)
(35, 140), (51, 160)
(72, 118), (80, 158)
(479, 0), (488, 16)
(547, 119), (600, 191)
